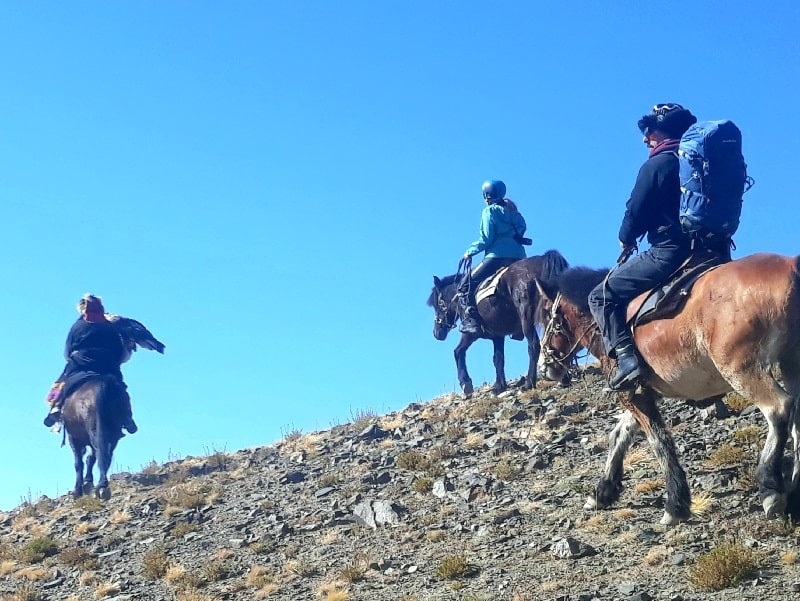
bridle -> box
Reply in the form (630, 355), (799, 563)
(540, 291), (598, 372)
(434, 292), (457, 331)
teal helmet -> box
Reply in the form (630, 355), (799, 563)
(481, 180), (506, 202)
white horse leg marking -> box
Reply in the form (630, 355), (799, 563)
(585, 410), (640, 510)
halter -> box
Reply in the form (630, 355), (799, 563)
(434, 256), (472, 331)
(540, 291), (598, 372)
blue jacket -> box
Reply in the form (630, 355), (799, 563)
(465, 203), (527, 259)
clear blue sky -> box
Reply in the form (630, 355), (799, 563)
(2, 2), (798, 510)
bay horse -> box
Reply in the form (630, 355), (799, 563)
(535, 253), (800, 524)
(61, 375), (129, 500)
(428, 249), (569, 397)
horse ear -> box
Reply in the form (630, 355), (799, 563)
(433, 276), (442, 287)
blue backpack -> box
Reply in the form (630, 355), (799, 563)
(677, 120), (754, 240)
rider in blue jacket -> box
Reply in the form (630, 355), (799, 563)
(458, 180), (528, 335)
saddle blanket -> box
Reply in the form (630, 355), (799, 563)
(475, 266), (512, 305)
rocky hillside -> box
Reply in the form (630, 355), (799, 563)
(2, 367), (800, 601)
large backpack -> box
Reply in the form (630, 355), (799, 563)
(677, 120), (753, 241)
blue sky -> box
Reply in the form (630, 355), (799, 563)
(1, 2), (798, 510)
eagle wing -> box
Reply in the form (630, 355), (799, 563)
(106, 314), (166, 361)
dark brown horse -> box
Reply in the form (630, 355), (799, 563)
(535, 253), (800, 524)
(428, 250), (569, 397)
(62, 375), (130, 500)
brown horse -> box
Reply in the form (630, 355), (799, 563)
(61, 375), (129, 500)
(428, 250), (569, 397)
(535, 253), (800, 524)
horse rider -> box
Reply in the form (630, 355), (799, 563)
(43, 294), (138, 434)
(588, 103), (698, 390)
(458, 179), (529, 335)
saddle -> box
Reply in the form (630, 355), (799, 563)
(626, 250), (727, 328)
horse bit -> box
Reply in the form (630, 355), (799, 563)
(540, 291), (597, 372)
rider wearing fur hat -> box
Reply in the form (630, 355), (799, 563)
(588, 104), (698, 390)
(43, 294), (138, 434)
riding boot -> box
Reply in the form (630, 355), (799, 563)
(43, 404), (62, 427)
(120, 387), (138, 434)
(608, 343), (642, 390)
(457, 294), (482, 335)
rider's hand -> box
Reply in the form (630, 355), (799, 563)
(463, 253), (470, 260)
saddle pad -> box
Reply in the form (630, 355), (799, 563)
(475, 266), (512, 305)
(627, 252), (725, 327)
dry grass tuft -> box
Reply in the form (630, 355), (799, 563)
(142, 546), (171, 580)
(643, 546), (668, 566)
(691, 491), (715, 516)
(13, 566), (49, 581)
(579, 514), (605, 530)
(74, 522), (98, 536)
(464, 433), (485, 450)
(706, 444), (746, 467)
(724, 393), (750, 413)
(395, 451), (431, 472)
(0, 560), (19, 575)
(246, 565), (274, 588)
(176, 592), (217, 601)
(94, 582), (121, 598)
(1, 582), (46, 601)
(781, 549), (798, 565)
(79, 571), (98, 586)
(109, 510), (130, 524)
(411, 478), (433, 494)
(732, 425), (762, 446)
(72, 496), (104, 512)
(338, 562), (366, 583)
(493, 460), (522, 481)
(435, 555), (475, 580)
(426, 529), (446, 543)
(170, 522), (200, 538)
(623, 447), (653, 469)
(614, 508), (637, 520)
(254, 583), (280, 598)
(58, 547), (99, 570)
(633, 479), (664, 494)
(687, 541), (760, 591)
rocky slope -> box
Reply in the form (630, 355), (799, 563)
(2, 367), (800, 601)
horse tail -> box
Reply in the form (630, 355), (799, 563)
(540, 250), (570, 281)
(93, 375), (122, 479)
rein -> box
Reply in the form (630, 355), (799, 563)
(435, 256), (472, 331)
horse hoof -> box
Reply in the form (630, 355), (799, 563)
(462, 382), (474, 398)
(584, 496), (601, 511)
(72, 489), (83, 499)
(763, 493), (787, 519)
(96, 486), (111, 501)
(82, 482), (94, 496)
(659, 511), (684, 526)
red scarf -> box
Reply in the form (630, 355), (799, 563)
(649, 138), (680, 158)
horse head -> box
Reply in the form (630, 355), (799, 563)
(535, 268), (608, 385)
(428, 275), (458, 341)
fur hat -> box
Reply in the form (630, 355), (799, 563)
(637, 103), (697, 138)
(77, 293), (105, 317)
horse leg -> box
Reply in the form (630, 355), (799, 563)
(733, 373), (794, 518)
(71, 442), (86, 498)
(454, 333), (476, 398)
(83, 448), (96, 496)
(625, 389), (691, 525)
(491, 337), (507, 393)
(522, 321), (541, 390)
(585, 408), (640, 512)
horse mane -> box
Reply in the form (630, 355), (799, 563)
(544, 266), (610, 313)
(539, 249), (570, 281)
(426, 274), (458, 306)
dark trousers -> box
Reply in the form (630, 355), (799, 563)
(458, 257), (518, 298)
(588, 244), (690, 356)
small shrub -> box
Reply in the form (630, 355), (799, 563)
(94, 582), (121, 598)
(74, 522), (98, 535)
(426, 530), (446, 543)
(246, 565), (274, 588)
(202, 559), (232, 582)
(351, 408), (378, 431)
(435, 555), (475, 580)
(285, 560), (317, 577)
(109, 510), (130, 524)
(339, 562), (365, 583)
(2, 582), (46, 601)
(318, 473), (340, 488)
(443, 425), (465, 440)
(396, 451), (431, 472)
(248, 539), (277, 555)
(142, 547), (171, 580)
(429, 446), (455, 461)
(170, 522), (200, 538)
(493, 460), (522, 481)
(58, 547), (99, 570)
(724, 393), (750, 413)
(732, 426), (762, 445)
(706, 445), (746, 467)
(281, 425), (303, 442)
(411, 478), (433, 494)
(20, 538), (58, 564)
(687, 541), (760, 591)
